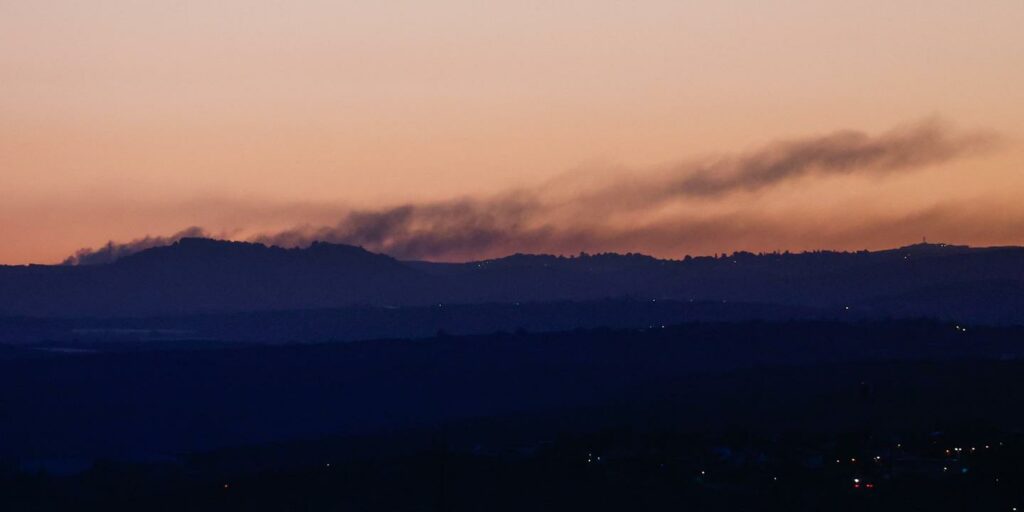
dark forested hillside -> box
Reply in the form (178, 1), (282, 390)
(1, 239), (1022, 324)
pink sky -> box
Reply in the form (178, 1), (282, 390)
(2, 1), (1023, 263)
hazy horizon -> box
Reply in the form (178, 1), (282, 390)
(52, 230), (1013, 267)
(3, 1), (1023, 264)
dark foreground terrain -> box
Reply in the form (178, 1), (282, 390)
(6, 427), (1024, 511)
(1, 319), (1024, 510)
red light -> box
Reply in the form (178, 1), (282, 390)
(853, 484), (860, 489)
(866, 483), (874, 489)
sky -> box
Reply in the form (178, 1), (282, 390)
(2, 1), (1023, 264)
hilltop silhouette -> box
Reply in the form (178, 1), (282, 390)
(0, 238), (1021, 323)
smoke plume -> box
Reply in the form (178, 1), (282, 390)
(63, 227), (209, 265)
(65, 119), (998, 263)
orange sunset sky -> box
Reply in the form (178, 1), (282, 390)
(2, 1), (1023, 264)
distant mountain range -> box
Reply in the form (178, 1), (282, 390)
(1, 238), (1022, 325)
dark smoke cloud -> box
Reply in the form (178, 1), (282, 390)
(64, 120), (999, 263)
(63, 227), (208, 265)
(674, 120), (987, 197)
(253, 194), (548, 261)
(579, 119), (996, 210)
(254, 120), (996, 259)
